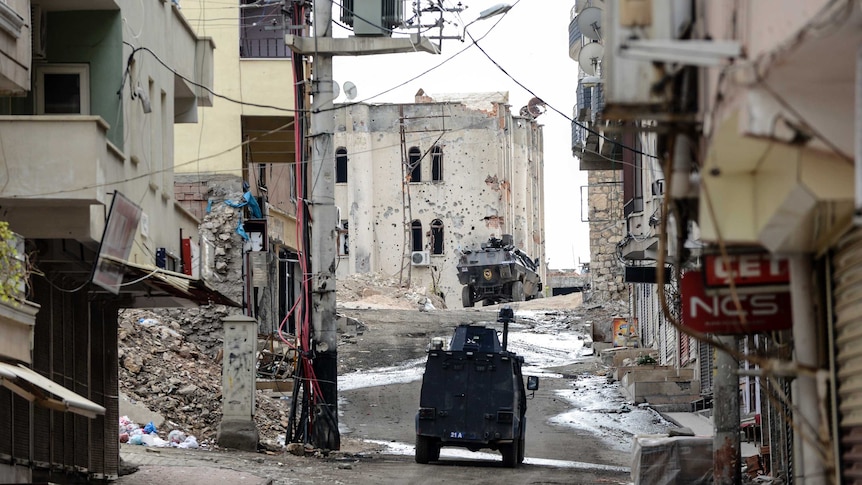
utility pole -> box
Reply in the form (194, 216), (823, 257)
(714, 335), (741, 484)
(287, 0), (440, 451)
(288, 0), (513, 451)
(308, 0), (340, 451)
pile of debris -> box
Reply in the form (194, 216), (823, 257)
(118, 308), (291, 447)
(117, 271), (439, 447)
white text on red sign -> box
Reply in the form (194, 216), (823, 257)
(705, 254), (790, 286)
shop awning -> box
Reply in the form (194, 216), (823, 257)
(0, 362), (106, 419)
(95, 255), (241, 309)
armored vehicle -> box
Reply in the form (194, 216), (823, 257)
(415, 307), (539, 467)
(457, 234), (542, 307)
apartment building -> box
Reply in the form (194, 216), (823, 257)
(0, 1), (226, 481)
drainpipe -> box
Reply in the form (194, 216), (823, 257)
(789, 254), (825, 484)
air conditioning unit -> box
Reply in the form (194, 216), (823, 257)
(603, 0), (691, 115)
(411, 250), (430, 266)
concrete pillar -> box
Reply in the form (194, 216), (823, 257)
(714, 335), (741, 484)
(216, 314), (259, 451)
(309, 0), (340, 451)
(789, 254), (825, 484)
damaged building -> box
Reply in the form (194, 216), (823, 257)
(331, 90), (547, 306)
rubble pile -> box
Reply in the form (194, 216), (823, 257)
(118, 308), (291, 446)
(336, 271), (447, 310)
(117, 271), (429, 447)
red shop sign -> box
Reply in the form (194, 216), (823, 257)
(703, 253), (790, 288)
(681, 271), (792, 334)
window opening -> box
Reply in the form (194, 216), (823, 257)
(431, 145), (443, 181)
(36, 64), (89, 114)
(336, 147), (348, 183)
(411, 220), (423, 252)
(408, 146), (421, 182)
(338, 220), (349, 256)
(430, 219), (444, 254)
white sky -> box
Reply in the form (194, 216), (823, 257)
(332, 0), (589, 270)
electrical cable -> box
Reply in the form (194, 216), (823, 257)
(466, 30), (660, 161)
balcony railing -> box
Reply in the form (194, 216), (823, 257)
(241, 37), (291, 58)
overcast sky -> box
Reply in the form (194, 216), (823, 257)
(332, 0), (588, 270)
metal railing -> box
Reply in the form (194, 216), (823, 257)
(241, 37), (292, 59)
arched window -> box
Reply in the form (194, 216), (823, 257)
(430, 219), (444, 254)
(411, 220), (423, 252)
(336, 147), (348, 183)
(431, 145), (443, 182)
(408, 146), (422, 182)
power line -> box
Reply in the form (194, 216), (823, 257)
(465, 28), (661, 161)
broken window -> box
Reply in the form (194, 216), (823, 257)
(336, 147), (348, 183)
(430, 219), (444, 254)
(338, 219), (349, 256)
(408, 146), (422, 182)
(411, 220), (423, 252)
(431, 145), (443, 181)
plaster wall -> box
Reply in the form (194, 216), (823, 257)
(174, 0), (296, 177)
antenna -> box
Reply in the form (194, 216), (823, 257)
(578, 42), (604, 76)
(343, 81), (357, 101)
(576, 6), (602, 41)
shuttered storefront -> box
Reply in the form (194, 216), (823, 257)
(833, 227), (862, 483)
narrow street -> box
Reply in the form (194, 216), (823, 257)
(118, 302), (675, 484)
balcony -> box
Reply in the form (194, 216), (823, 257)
(0, 116), (124, 242)
(568, 5), (582, 60)
(240, 4), (291, 59)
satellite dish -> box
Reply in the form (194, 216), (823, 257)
(527, 97), (546, 118)
(578, 42), (604, 76)
(343, 81), (358, 101)
(331, 80), (340, 100)
(577, 7), (602, 40)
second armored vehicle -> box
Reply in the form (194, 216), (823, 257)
(456, 234), (542, 307)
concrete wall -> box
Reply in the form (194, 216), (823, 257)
(332, 95), (545, 306)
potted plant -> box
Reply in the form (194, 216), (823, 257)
(0, 220), (28, 304)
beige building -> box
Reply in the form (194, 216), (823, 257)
(0, 1), (227, 482)
(173, 0), (302, 333)
(332, 91), (546, 307)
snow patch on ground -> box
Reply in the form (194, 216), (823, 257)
(364, 439), (630, 473)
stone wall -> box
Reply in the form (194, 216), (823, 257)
(587, 169), (626, 303)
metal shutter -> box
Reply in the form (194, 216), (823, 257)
(833, 227), (862, 483)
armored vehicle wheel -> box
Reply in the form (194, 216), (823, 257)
(511, 281), (525, 302)
(501, 439), (519, 468)
(415, 435), (439, 464)
(462, 286), (474, 307)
